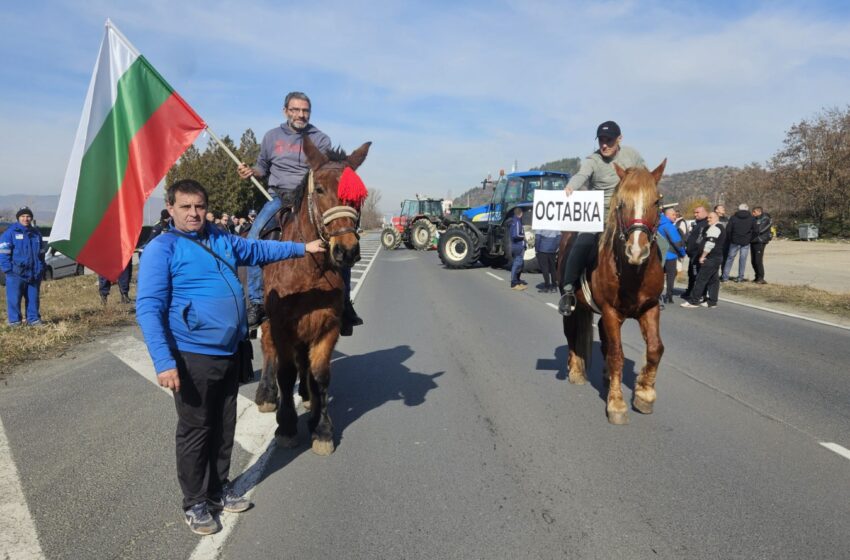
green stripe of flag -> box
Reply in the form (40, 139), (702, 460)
(60, 56), (173, 256)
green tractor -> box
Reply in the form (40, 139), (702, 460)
(381, 197), (445, 250)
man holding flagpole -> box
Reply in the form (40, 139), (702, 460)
(237, 92), (363, 335)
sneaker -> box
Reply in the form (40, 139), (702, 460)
(8, 321), (22, 328)
(184, 502), (220, 536)
(208, 487), (252, 514)
(511, 284), (527, 291)
(247, 302), (265, 328)
(28, 320), (44, 327)
(732, 278), (741, 283)
(680, 301), (701, 308)
(719, 278), (728, 283)
(754, 279), (767, 285)
(699, 301), (709, 307)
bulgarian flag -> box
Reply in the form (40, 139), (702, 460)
(51, 20), (205, 280)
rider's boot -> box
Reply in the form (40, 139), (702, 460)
(558, 233), (594, 317)
(247, 301), (265, 328)
(339, 298), (362, 337)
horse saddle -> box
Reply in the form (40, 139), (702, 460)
(258, 206), (296, 241)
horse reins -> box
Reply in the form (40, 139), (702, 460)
(306, 170), (361, 244)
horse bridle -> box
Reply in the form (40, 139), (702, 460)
(615, 199), (661, 243)
(306, 169), (361, 244)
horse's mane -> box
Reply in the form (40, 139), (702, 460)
(292, 145), (350, 212)
(600, 166), (659, 250)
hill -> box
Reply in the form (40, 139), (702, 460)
(658, 166), (739, 205)
(0, 193), (167, 226)
(452, 159), (739, 209)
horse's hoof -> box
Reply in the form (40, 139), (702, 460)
(311, 439), (335, 456)
(274, 434), (299, 448)
(633, 396), (654, 414)
(568, 372), (587, 385)
(257, 402), (277, 413)
(607, 411), (629, 425)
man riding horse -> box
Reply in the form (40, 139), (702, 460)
(559, 120), (645, 315)
(237, 91), (363, 334)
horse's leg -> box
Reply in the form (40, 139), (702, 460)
(633, 306), (664, 414)
(563, 307), (592, 385)
(254, 326), (279, 412)
(600, 307), (628, 425)
(307, 329), (339, 456)
(273, 344), (300, 448)
(294, 346), (311, 411)
(598, 316), (610, 387)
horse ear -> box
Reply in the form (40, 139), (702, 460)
(650, 158), (667, 184)
(347, 142), (372, 171)
(614, 163), (626, 180)
(302, 136), (330, 171)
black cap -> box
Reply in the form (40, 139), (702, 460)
(16, 207), (33, 219)
(596, 121), (621, 139)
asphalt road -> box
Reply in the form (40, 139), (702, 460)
(2, 237), (849, 559)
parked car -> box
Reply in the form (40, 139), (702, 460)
(43, 245), (85, 280)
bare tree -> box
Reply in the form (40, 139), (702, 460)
(359, 188), (383, 230)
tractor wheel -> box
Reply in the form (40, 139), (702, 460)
(381, 228), (399, 250)
(410, 219), (436, 250)
(479, 249), (506, 268)
(438, 226), (479, 268)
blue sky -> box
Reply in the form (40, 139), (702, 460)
(2, 0), (850, 212)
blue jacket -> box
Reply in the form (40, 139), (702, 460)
(534, 230), (561, 254)
(0, 222), (46, 282)
(658, 214), (686, 260)
(136, 223), (306, 374)
(510, 216), (525, 250)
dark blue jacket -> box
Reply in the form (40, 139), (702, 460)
(0, 222), (46, 282)
(510, 216), (525, 251)
(534, 230), (560, 254)
(136, 223), (305, 374)
(658, 214), (686, 261)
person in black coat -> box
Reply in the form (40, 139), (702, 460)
(509, 207), (527, 290)
(722, 203), (756, 282)
(750, 206), (773, 284)
(682, 205), (708, 301)
(534, 229), (560, 292)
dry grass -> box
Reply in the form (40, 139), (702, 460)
(0, 275), (137, 376)
(719, 280), (850, 320)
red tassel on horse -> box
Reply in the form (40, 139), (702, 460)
(338, 167), (368, 209)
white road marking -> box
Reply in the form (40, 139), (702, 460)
(486, 272), (504, 281)
(107, 336), (279, 456)
(351, 237), (381, 303)
(717, 296), (850, 332)
(820, 442), (850, 461)
(0, 416), (46, 560)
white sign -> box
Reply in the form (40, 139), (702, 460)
(531, 190), (605, 232)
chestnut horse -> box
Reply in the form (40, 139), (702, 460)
(254, 137), (371, 455)
(558, 160), (667, 425)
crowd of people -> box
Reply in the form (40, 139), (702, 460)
(202, 209), (257, 235)
(678, 202), (773, 309)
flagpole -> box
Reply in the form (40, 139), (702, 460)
(205, 127), (272, 201)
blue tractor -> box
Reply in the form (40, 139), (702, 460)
(438, 170), (570, 269)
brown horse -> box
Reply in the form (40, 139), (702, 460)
(254, 137), (371, 455)
(558, 160), (667, 425)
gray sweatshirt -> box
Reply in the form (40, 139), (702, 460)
(253, 123), (332, 193)
(565, 145), (645, 213)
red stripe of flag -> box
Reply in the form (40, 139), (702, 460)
(77, 93), (204, 280)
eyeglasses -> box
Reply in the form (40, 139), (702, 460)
(286, 107), (311, 114)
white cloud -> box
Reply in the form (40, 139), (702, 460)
(1, 0), (849, 214)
